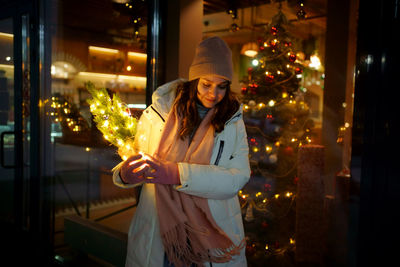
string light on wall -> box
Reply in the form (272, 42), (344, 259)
(226, 0), (240, 32)
(296, 1), (307, 20)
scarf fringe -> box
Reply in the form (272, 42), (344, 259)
(162, 222), (245, 267)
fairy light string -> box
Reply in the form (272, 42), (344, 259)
(86, 81), (138, 160)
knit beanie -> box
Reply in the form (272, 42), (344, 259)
(189, 36), (233, 81)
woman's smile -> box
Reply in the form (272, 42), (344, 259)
(197, 75), (229, 108)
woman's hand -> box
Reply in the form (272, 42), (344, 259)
(143, 154), (180, 185)
(120, 154), (149, 184)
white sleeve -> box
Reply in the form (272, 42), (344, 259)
(175, 119), (250, 200)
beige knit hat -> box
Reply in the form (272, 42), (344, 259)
(189, 36), (233, 81)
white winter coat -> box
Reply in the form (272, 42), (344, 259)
(113, 79), (251, 267)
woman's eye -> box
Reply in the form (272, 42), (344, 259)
(203, 83), (211, 87)
(218, 83), (228, 90)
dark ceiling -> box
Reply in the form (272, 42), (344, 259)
(54, 0), (327, 47)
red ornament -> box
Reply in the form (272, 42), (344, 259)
(265, 74), (275, 83)
(295, 67), (303, 74)
(284, 42), (292, 47)
(241, 87), (247, 95)
(289, 54), (297, 62)
(247, 67), (253, 74)
(259, 45), (265, 51)
(269, 40), (278, 48)
(293, 176), (299, 184)
(249, 83), (258, 94)
(264, 183), (272, 192)
(250, 138), (258, 145)
(271, 26), (278, 35)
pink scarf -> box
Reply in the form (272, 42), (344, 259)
(153, 105), (243, 267)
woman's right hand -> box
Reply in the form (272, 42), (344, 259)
(120, 154), (149, 184)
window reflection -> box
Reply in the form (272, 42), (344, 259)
(48, 0), (148, 260)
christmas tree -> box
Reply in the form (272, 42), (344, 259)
(239, 7), (314, 267)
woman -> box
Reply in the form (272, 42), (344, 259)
(113, 36), (250, 267)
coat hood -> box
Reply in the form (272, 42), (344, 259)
(151, 78), (186, 119)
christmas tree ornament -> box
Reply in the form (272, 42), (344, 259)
(268, 153), (278, 164)
(295, 67), (303, 74)
(239, 4), (314, 265)
(289, 53), (297, 62)
(264, 183), (272, 192)
(265, 74), (275, 83)
(248, 100), (256, 107)
(271, 26), (278, 35)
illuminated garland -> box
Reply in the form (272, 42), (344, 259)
(86, 81), (137, 160)
(239, 188), (297, 258)
(47, 94), (89, 133)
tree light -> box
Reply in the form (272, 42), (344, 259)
(309, 54), (322, 70)
(252, 59), (259, 66)
(268, 100), (275, 107)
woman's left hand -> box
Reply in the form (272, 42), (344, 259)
(142, 154), (180, 185)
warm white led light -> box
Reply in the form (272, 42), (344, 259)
(89, 46), (119, 54)
(128, 51), (147, 59)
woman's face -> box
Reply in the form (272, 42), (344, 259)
(197, 75), (229, 108)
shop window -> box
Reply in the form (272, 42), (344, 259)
(204, 0), (357, 266)
(46, 0), (148, 262)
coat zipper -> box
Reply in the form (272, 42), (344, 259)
(150, 106), (165, 122)
(214, 140), (224, 165)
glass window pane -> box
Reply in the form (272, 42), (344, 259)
(46, 0), (148, 261)
(205, 1), (357, 266)
(0, 17), (15, 222)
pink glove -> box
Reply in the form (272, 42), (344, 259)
(120, 154), (149, 184)
(143, 154), (180, 185)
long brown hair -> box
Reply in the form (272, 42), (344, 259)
(174, 79), (240, 139)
